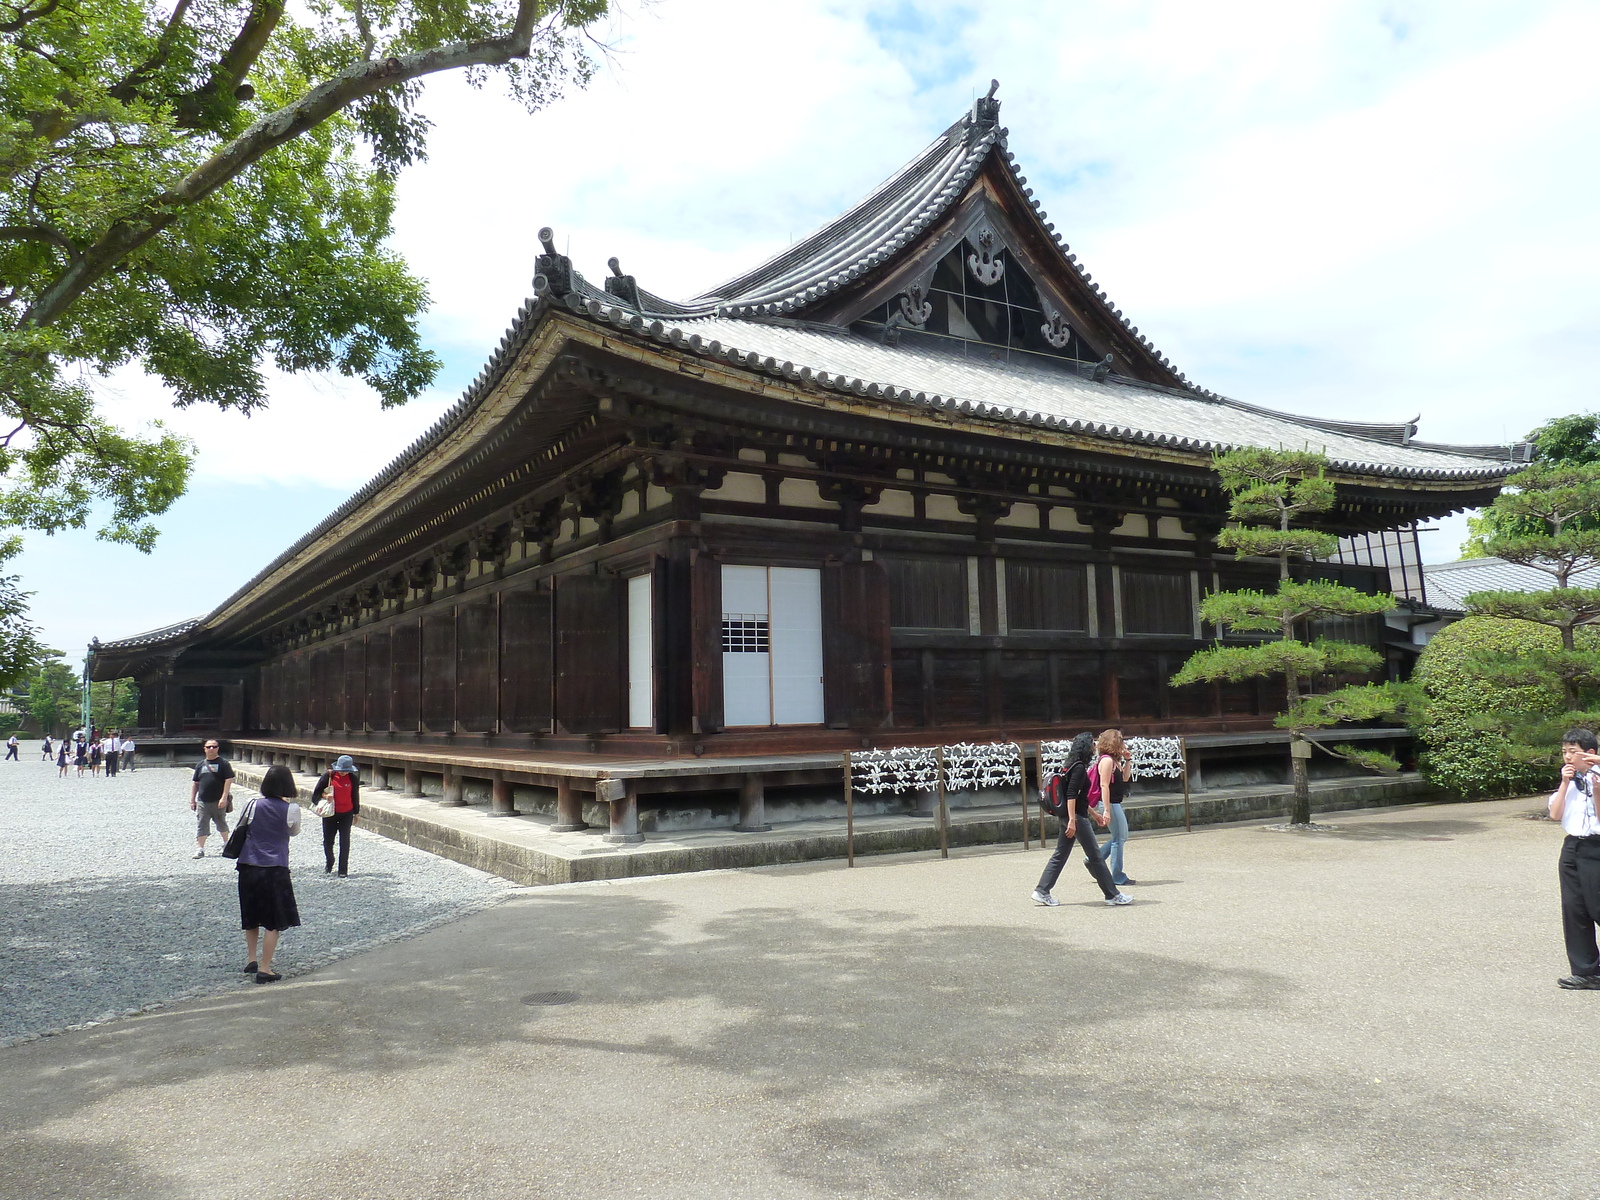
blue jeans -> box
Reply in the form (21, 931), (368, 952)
(1103, 803), (1130, 884)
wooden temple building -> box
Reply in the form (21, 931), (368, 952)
(91, 87), (1518, 836)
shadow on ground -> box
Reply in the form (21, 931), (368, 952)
(0, 879), (1555, 1200)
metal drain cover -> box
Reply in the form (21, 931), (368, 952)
(522, 990), (579, 1006)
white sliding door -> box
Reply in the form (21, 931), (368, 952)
(721, 564), (824, 727)
(769, 567), (824, 725)
(626, 573), (653, 729)
(721, 565), (771, 726)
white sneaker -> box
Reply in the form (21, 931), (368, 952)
(1031, 889), (1059, 907)
(1106, 892), (1132, 906)
(192, 849), (205, 859)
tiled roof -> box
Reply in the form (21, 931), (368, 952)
(96, 618), (201, 653)
(550, 295), (1515, 481)
(1422, 557), (1598, 611)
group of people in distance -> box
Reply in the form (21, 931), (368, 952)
(187, 739), (362, 984)
(1032, 729), (1137, 909)
(29, 728), (136, 778)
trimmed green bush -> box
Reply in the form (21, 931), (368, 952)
(1413, 614), (1589, 798)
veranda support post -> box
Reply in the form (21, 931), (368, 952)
(935, 745), (949, 860)
(843, 751), (855, 868)
(1180, 737), (1192, 833)
(1016, 742), (1030, 850)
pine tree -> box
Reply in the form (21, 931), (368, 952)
(1456, 461), (1600, 755)
(1170, 448), (1415, 825)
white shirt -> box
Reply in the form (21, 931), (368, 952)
(1554, 768), (1600, 838)
(121, 739), (135, 751)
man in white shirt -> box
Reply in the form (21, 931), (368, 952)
(102, 733), (120, 778)
(1549, 728), (1600, 989)
(120, 734), (136, 772)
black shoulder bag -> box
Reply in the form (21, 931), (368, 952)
(220, 798), (257, 860)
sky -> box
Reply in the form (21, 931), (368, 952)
(21, 0), (1600, 662)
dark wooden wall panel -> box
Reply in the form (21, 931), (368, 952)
(555, 573), (622, 734)
(890, 650), (924, 728)
(455, 599), (499, 732)
(823, 560), (891, 730)
(366, 632), (391, 730)
(1122, 570), (1192, 636)
(932, 651), (984, 725)
(500, 585), (552, 733)
(882, 555), (967, 629)
(391, 617), (421, 732)
(1006, 561), (1088, 632)
(421, 609), (456, 732)
(325, 643), (345, 731)
(1054, 654), (1103, 723)
(1001, 653), (1050, 723)
(344, 638), (366, 730)
(1117, 654), (1163, 719)
(308, 649), (328, 729)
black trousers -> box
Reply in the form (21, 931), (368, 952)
(105, 751), (117, 777)
(1037, 817), (1119, 899)
(4, 745), (16, 760)
(1560, 835), (1600, 976)
(323, 812), (354, 875)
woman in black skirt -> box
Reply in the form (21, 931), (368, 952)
(236, 764), (303, 983)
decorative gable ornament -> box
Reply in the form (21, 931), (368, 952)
(1041, 307), (1072, 349)
(897, 283), (933, 327)
(966, 229), (1004, 286)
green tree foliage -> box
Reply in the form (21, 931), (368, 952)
(1464, 412), (1600, 556)
(25, 657), (79, 735)
(0, 0), (606, 550)
(1411, 615), (1589, 797)
(1170, 448), (1410, 824)
(1437, 460), (1600, 773)
(0, 541), (46, 689)
(90, 678), (139, 730)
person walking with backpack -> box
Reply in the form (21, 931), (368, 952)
(5, 734), (18, 761)
(1032, 731), (1129, 908)
(1094, 729), (1137, 888)
(310, 755), (361, 876)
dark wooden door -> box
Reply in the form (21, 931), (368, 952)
(391, 617), (421, 731)
(555, 573), (622, 735)
(823, 560), (892, 729)
(324, 643), (345, 730)
(308, 649), (328, 729)
(422, 609), (456, 731)
(501, 584), (552, 733)
(455, 598), (499, 732)
(690, 553), (723, 734)
(344, 638), (366, 730)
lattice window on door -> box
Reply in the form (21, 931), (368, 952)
(721, 615), (770, 653)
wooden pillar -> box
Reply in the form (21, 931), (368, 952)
(439, 771), (466, 807)
(551, 777), (586, 832)
(602, 779), (643, 844)
(489, 773), (518, 817)
(372, 763), (389, 791)
(403, 766), (422, 797)
(736, 772), (771, 832)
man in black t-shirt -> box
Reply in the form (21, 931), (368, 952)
(189, 739), (235, 859)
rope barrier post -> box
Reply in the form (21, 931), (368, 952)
(1016, 741), (1030, 850)
(844, 751), (855, 868)
(1180, 737), (1192, 833)
(935, 745), (949, 860)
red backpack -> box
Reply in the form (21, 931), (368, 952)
(1040, 762), (1081, 817)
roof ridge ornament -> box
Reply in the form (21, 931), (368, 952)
(604, 256), (641, 308)
(969, 78), (1001, 136)
(534, 227), (572, 298)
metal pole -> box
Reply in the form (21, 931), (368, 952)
(844, 751), (855, 868)
(935, 745), (949, 860)
(1016, 741), (1030, 850)
(1180, 737), (1192, 833)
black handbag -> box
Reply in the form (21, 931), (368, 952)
(220, 799), (256, 859)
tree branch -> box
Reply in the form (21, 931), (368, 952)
(174, 0), (286, 127)
(19, 0), (547, 331)
(108, 0), (196, 103)
(0, 0), (59, 34)
(0, 223), (80, 262)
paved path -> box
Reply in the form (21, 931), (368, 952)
(1, 793), (1592, 1199)
(0, 743), (510, 1044)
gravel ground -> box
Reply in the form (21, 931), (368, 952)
(0, 742), (511, 1045)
